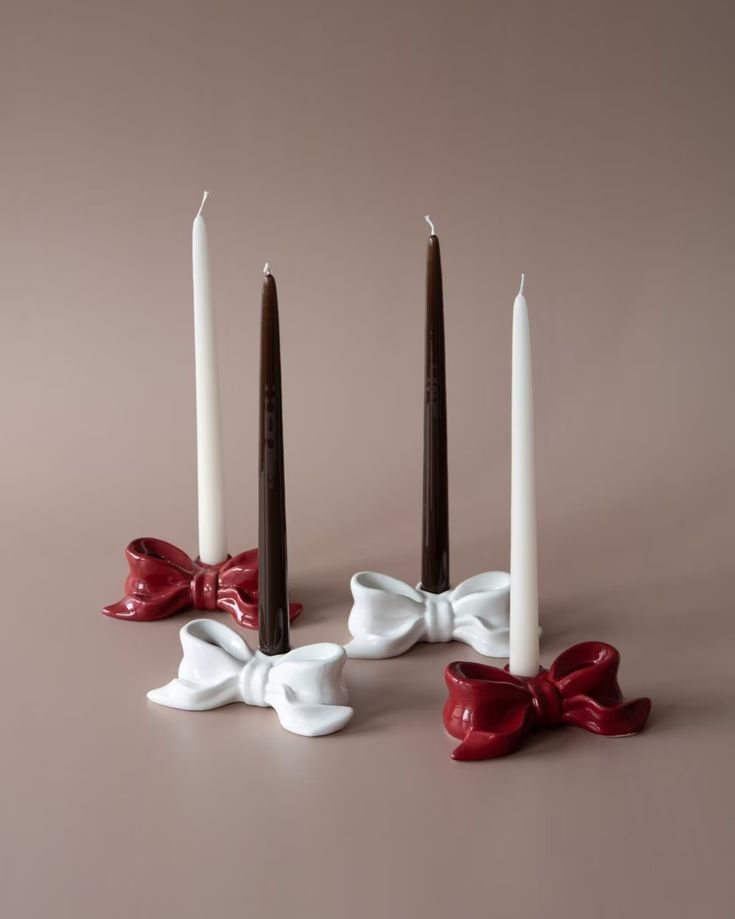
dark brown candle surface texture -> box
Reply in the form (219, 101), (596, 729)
(258, 270), (291, 655)
(421, 233), (450, 593)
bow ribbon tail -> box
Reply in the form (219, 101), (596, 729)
(216, 590), (259, 629)
(103, 596), (148, 620)
(103, 583), (190, 620)
(451, 725), (529, 761)
(266, 684), (354, 737)
(452, 617), (511, 657)
(563, 693), (652, 736)
(147, 674), (241, 711)
(344, 617), (425, 659)
(218, 595), (303, 630)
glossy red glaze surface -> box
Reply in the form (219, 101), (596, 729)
(443, 641), (651, 761)
(102, 538), (302, 629)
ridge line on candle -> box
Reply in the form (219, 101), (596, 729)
(195, 191), (209, 220)
(424, 214), (435, 236)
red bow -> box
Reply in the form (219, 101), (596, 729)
(444, 641), (651, 760)
(102, 538), (302, 630)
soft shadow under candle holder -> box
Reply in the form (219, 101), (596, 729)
(102, 537), (302, 629)
(443, 640), (651, 761)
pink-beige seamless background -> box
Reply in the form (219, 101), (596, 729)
(1, 2), (734, 918)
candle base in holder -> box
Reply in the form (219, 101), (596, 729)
(344, 570), (515, 659)
(102, 538), (302, 629)
(443, 641), (651, 760)
(147, 619), (353, 737)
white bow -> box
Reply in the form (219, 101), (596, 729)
(147, 619), (354, 737)
(344, 571), (513, 659)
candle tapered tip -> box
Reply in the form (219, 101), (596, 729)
(264, 262), (271, 276)
(424, 214), (436, 236)
(195, 191), (209, 220)
(518, 273), (525, 296)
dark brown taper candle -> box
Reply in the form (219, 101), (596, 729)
(258, 264), (290, 655)
(420, 218), (450, 593)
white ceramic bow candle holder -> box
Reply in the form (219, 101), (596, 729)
(148, 619), (354, 736)
(344, 571), (513, 659)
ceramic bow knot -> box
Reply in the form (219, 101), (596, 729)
(147, 619), (353, 736)
(102, 538), (302, 629)
(344, 571), (512, 659)
(444, 641), (651, 760)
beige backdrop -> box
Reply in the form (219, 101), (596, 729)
(2, 1), (734, 917)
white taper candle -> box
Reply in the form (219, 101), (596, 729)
(192, 192), (227, 565)
(509, 274), (540, 676)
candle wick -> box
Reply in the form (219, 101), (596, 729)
(519, 273), (525, 296)
(195, 190), (209, 220)
(264, 262), (271, 276)
(424, 214), (435, 236)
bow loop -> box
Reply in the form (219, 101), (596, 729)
(549, 641), (621, 702)
(149, 619), (253, 710)
(102, 539), (302, 629)
(549, 642), (651, 736)
(345, 570), (511, 659)
(450, 572), (513, 628)
(345, 572), (428, 658)
(268, 643), (351, 707)
(148, 619), (353, 737)
(443, 662), (532, 760)
(444, 642), (651, 760)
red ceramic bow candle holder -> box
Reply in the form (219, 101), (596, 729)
(443, 641), (651, 761)
(102, 538), (302, 630)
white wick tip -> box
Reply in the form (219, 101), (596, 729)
(195, 191), (209, 220)
(264, 262), (271, 276)
(424, 214), (435, 236)
(518, 273), (525, 296)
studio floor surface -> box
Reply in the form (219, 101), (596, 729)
(2, 532), (732, 919)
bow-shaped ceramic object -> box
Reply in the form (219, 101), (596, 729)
(147, 619), (353, 736)
(102, 538), (302, 629)
(344, 571), (512, 659)
(444, 641), (651, 760)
